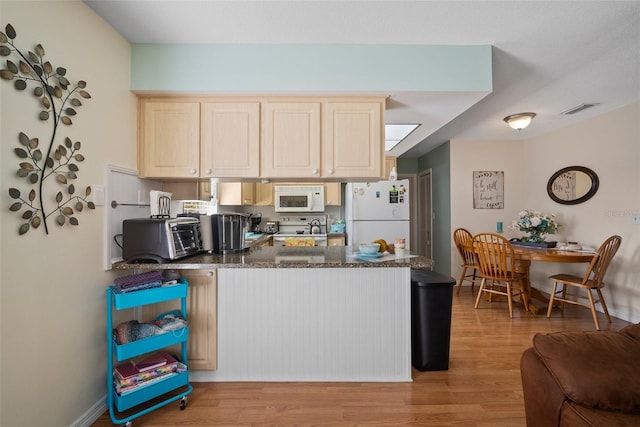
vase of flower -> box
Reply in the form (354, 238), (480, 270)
(526, 229), (545, 243)
(511, 210), (559, 245)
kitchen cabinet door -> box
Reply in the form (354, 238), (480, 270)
(328, 235), (345, 246)
(218, 182), (255, 206)
(324, 182), (342, 206)
(261, 101), (322, 178)
(138, 99), (201, 178)
(254, 182), (274, 206)
(140, 269), (217, 371)
(323, 99), (385, 179)
(201, 102), (260, 178)
(181, 269), (218, 370)
(384, 156), (397, 180)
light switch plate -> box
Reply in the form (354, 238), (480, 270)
(91, 184), (105, 206)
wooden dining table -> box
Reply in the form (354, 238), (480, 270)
(512, 245), (596, 314)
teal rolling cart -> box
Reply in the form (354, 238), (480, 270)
(106, 278), (193, 426)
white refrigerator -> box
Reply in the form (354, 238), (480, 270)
(345, 179), (410, 248)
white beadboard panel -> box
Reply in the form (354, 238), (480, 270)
(191, 267), (412, 382)
(104, 164), (162, 270)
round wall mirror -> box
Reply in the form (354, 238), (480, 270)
(547, 166), (599, 205)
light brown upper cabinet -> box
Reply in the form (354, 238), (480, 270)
(323, 100), (385, 179)
(201, 101), (260, 178)
(139, 96), (386, 180)
(138, 99), (201, 178)
(261, 101), (322, 178)
(261, 97), (385, 179)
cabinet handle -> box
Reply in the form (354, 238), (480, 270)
(312, 169), (319, 175)
(205, 168), (212, 175)
(207, 271), (213, 277)
(189, 168), (197, 175)
(327, 169), (334, 175)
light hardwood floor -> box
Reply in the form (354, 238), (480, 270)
(93, 285), (630, 426)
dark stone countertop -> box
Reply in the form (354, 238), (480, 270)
(112, 246), (433, 270)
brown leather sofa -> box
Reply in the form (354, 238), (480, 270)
(520, 323), (640, 426)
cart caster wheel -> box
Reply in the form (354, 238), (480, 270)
(180, 396), (187, 410)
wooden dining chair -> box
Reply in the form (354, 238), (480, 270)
(547, 235), (622, 330)
(473, 233), (527, 318)
(453, 228), (481, 295)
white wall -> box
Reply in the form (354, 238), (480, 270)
(450, 138), (526, 241)
(450, 101), (640, 323)
(523, 102), (640, 323)
(0, 2), (137, 426)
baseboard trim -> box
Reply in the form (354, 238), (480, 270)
(70, 395), (106, 427)
(190, 371), (413, 382)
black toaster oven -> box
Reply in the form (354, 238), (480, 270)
(122, 217), (202, 263)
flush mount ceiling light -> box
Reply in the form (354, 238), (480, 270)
(503, 112), (536, 130)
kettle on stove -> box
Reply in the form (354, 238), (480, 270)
(309, 219), (321, 235)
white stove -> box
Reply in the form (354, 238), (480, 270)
(272, 215), (328, 246)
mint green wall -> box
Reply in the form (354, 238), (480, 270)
(131, 44), (492, 92)
(418, 142), (451, 275)
(397, 158), (419, 174)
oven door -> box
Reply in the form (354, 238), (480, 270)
(275, 192), (313, 212)
(170, 222), (201, 258)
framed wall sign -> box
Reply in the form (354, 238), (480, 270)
(473, 171), (504, 209)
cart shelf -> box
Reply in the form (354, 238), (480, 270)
(113, 327), (189, 361)
(114, 371), (190, 412)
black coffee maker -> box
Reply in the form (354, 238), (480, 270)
(249, 213), (262, 233)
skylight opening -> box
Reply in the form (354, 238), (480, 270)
(385, 124), (419, 152)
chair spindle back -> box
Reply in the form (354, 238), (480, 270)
(453, 228), (476, 266)
(473, 233), (517, 282)
(580, 235), (622, 287)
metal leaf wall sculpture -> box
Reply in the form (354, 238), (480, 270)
(1, 23), (95, 235)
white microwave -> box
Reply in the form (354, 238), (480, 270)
(274, 185), (325, 213)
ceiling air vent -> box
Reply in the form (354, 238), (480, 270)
(561, 103), (599, 115)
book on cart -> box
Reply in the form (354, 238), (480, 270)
(115, 371), (179, 395)
(114, 352), (179, 387)
(134, 351), (177, 372)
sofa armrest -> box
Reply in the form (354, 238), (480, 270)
(521, 347), (567, 427)
(532, 329), (640, 413)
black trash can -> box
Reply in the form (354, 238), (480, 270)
(411, 268), (456, 371)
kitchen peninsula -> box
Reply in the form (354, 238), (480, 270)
(114, 246), (432, 382)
